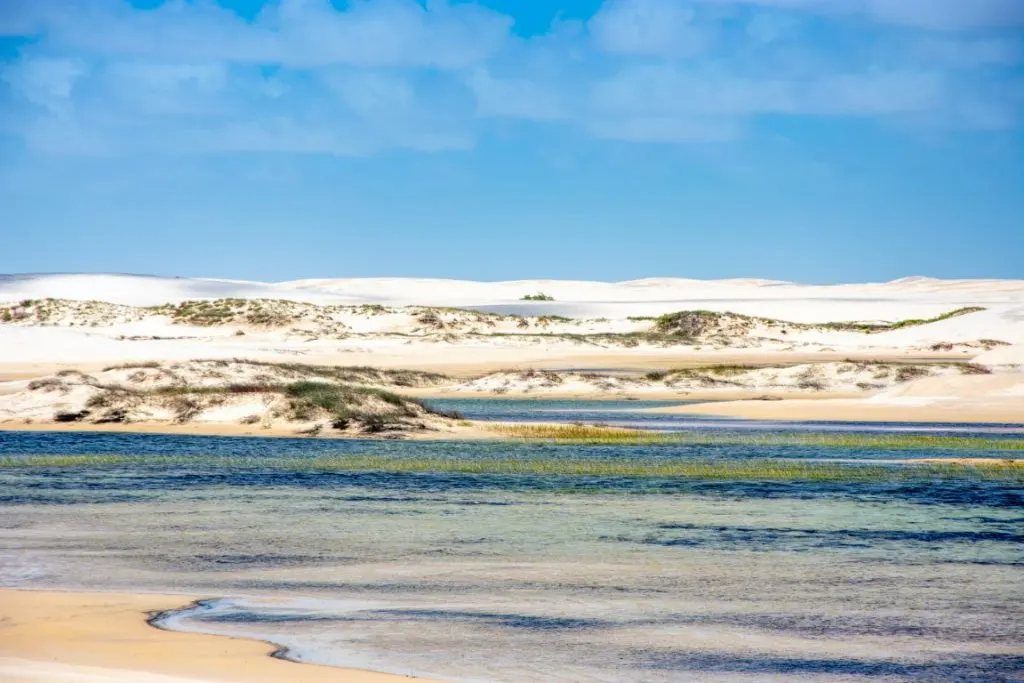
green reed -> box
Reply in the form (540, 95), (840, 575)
(285, 456), (1023, 481)
(2, 454), (1021, 482)
(486, 423), (1024, 451)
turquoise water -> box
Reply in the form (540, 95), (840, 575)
(0, 400), (1022, 681)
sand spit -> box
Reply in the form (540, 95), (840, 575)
(0, 589), (436, 683)
(655, 373), (1024, 424)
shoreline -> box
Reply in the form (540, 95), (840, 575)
(0, 588), (438, 683)
(0, 420), (504, 440)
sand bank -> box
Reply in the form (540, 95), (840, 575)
(654, 372), (1024, 424)
(655, 399), (1024, 424)
(0, 589), (436, 683)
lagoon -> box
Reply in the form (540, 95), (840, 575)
(1, 400), (1022, 682)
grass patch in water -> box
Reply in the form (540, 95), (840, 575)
(285, 456), (1023, 481)
(486, 423), (1024, 451)
(1, 454), (1021, 482)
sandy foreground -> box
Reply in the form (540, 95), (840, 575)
(0, 589), (437, 683)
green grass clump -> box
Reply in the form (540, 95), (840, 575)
(0, 455), (136, 468)
(653, 310), (754, 337)
(821, 307), (986, 333)
(102, 361), (163, 372)
(520, 293), (555, 301)
(648, 307), (986, 338)
(149, 383), (271, 396)
(282, 381), (429, 425)
(661, 364), (780, 379)
(490, 423), (682, 444)
(889, 307), (986, 330)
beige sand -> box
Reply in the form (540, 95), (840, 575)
(655, 372), (1024, 424)
(655, 399), (1024, 424)
(0, 589), (436, 683)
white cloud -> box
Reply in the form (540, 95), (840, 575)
(0, 0), (1019, 154)
(20, 0), (513, 69)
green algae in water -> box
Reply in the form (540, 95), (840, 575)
(486, 423), (1024, 450)
(2, 453), (1021, 483)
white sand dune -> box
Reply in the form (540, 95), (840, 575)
(1, 273), (1022, 423)
(0, 273), (359, 307)
(2, 273), (1023, 365)
(4, 272), (1023, 312)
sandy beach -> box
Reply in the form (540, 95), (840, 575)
(0, 589), (436, 683)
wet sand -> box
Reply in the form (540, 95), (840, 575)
(0, 589), (436, 683)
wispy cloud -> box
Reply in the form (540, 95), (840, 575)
(589, 0), (712, 56)
(13, 0), (513, 68)
(0, 0), (1020, 155)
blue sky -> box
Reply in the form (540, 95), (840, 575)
(1, 0), (1022, 283)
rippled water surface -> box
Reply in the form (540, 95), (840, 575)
(1, 400), (1022, 682)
